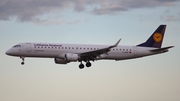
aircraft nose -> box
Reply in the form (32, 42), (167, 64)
(5, 49), (12, 55)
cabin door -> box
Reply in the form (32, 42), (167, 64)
(26, 43), (32, 52)
(133, 46), (138, 56)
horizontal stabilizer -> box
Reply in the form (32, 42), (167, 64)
(150, 46), (174, 52)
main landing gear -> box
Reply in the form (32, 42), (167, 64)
(79, 63), (84, 69)
(86, 62), (91, 67)
(79, 62), (92, 69)
(20, 57), (25, 65)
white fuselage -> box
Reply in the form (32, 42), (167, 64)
(6, 42), (159, 61)
(5, 25), (173, 68)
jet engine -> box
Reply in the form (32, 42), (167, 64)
(54, 58), (69, 64)
(65, 53), (79, 62)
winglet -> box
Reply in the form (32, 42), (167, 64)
(109, 39), (121, 48)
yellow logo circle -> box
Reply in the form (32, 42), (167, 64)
(153, 33), (162, 42)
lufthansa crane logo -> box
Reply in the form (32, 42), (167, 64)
(153, 33), (162, 42)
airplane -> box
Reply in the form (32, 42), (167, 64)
(5, 25), (174, 69)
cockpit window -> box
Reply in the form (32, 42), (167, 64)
(13, 45), (21, 48)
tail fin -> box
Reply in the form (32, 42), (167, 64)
(137, 25), (166, 48)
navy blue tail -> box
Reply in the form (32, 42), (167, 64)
(137, 25), (166, 48)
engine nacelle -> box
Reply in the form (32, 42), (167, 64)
(54, 58), (69, 64)
(65, 53), (79, 62)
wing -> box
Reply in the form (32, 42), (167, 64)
(79, 39), (121, 61)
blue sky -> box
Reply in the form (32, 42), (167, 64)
(0, 0), (180, 101)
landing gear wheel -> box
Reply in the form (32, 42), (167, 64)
(79, 63), (84, 69)
(21, 62), (25, 65)
(20, 57), (25, 65)
(86, 62), (91, 67)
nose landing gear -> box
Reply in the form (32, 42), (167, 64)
(21, 62), (24, 65)
(20, 57), (25, 65)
